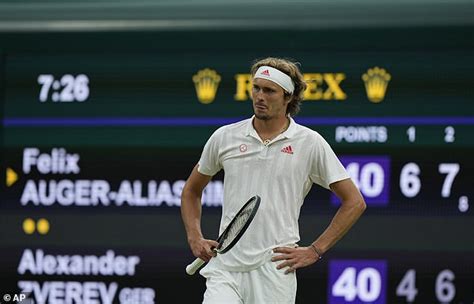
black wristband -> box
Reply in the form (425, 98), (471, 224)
(310, 244), (323, 260)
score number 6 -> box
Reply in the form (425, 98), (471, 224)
(399, 163), (459, 198)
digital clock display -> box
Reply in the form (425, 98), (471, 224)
(37, 74), (90, 103)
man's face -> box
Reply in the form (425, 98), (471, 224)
(251, 78), (289, 121)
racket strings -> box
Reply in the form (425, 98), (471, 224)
(221, 203), (255, 248)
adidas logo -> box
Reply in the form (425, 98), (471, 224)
(281, 145), (293, 154)
(261, 69), (270, 76)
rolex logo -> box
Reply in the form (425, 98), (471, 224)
(362, 67), (391, 103)
(193, 68), (221, 104)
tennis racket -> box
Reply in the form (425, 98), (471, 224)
(185, 195), (261, 275)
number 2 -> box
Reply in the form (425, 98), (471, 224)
(444, 126), (455, 143)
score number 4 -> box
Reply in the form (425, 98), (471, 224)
(37, 74), (90, 102)
(330, 262), (457, 303)
(397, 269), (456, 303)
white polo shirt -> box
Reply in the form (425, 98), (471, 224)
(198, 116), (349, 271)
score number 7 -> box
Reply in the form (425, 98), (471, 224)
(400, 163), (459, 198)
(438, 163), (460, 197)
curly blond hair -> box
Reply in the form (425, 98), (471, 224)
(251, 57), (307, 116)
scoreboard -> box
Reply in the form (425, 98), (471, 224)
(0, 27), (473, 303)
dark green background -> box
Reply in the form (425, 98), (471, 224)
(0, 6), (473, 302)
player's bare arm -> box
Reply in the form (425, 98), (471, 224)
(181, 164), (219, 262)
(272, 178), (366, 274)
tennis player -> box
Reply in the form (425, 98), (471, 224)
(181, 57), (366, 303)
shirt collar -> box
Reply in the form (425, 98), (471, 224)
(245, 115), (297, 139)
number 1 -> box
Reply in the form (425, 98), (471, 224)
(407, 126), (416, 142)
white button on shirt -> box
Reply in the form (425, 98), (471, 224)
(198, 116), (349, 271)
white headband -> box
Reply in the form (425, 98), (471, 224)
(254, 66), (295, 94)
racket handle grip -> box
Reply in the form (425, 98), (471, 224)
(186, 258), (206, 275)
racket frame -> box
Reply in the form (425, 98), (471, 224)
(185, 195), (261, 275)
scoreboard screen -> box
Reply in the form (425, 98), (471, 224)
(1, 27), (473, 303)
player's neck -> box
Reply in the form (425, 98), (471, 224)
(253, 115), (290, 142)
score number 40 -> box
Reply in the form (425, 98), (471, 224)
(342, 157), (468, 212)
(330, 265), (456, 303)
(328, 259), (457, 303)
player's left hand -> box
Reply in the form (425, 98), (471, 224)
(271, 246), (320, 274)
